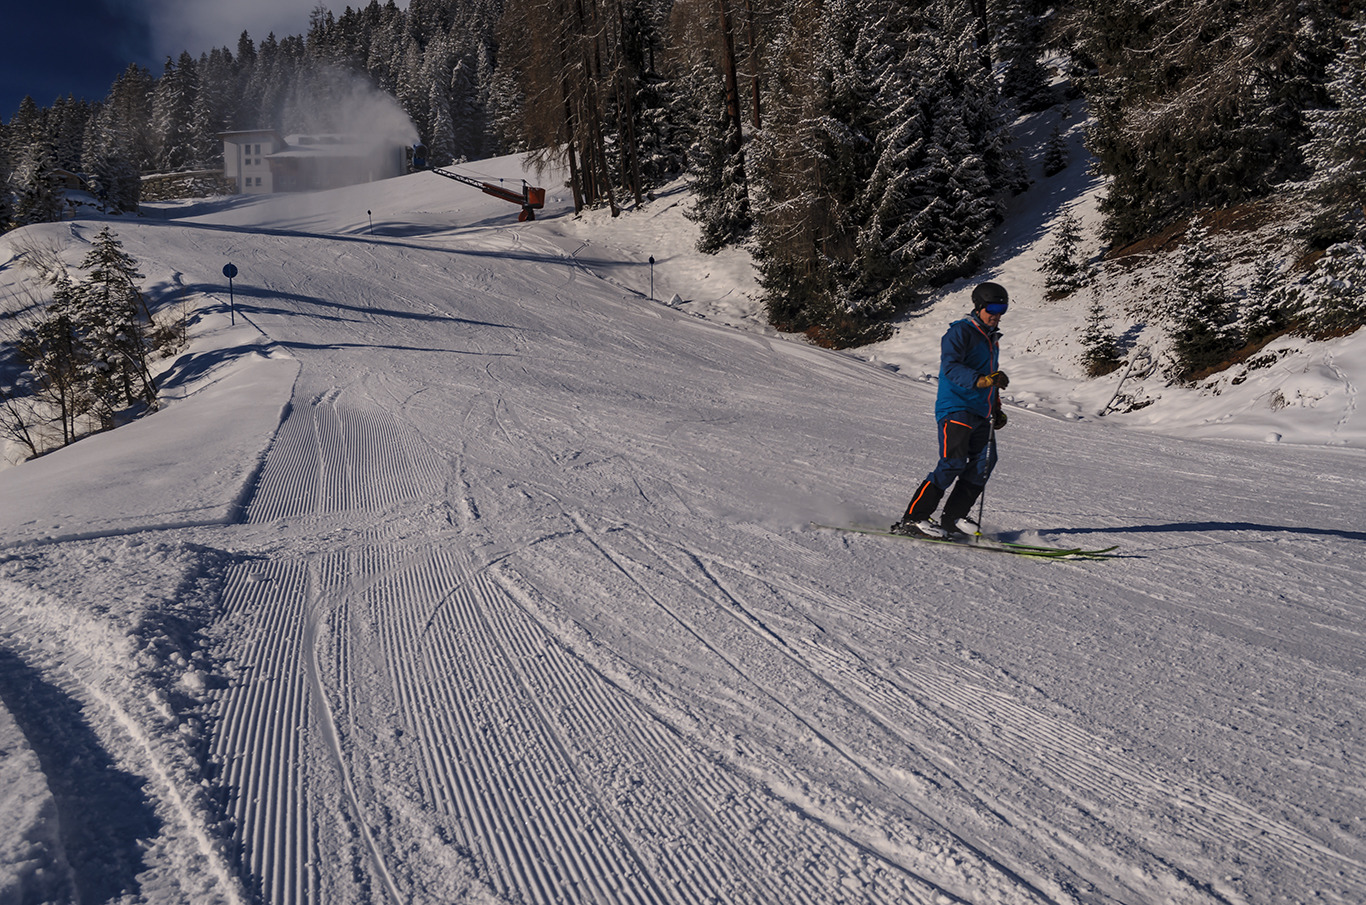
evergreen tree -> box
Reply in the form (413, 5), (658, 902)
(749, 0), (831, 331)
(1042, 117), (1068, 176)
(427, 79), (457, 166)
(1297, 242), (1366, 335)
(18, 274), (88, 445)
(1038, 207), (1089, 298)
(0, 124), (12, 229)
(1240, 256), (1292, 344)
(82, 106), (141, 213)
(191, 47), (239, 165)
(73, 227), (157, 420)
(5, 96), (45, 160)
(1166, 224), (1238, 378)
(1061, 0), (1348, 248)
(994, 0), (1054, 112)
(12, 139), (64, 227)
(1303, 15), (1366, 244)
(104, 65), (156, 171)
(152, 52), (200, 170)
(50, 95), (91, 171)
(1079, 291), (1123, 376)
(686, 104), (752, 252)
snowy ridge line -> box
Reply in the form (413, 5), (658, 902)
(0, 515), (235, 553)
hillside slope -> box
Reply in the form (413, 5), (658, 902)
(0, 157), (1362, 905)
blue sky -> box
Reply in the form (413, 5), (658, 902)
(2, 1), (406, 121)
(2, 2), (149, 117)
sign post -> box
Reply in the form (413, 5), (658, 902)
(222, 262), (238, 325)
(648, 256), (655, 302)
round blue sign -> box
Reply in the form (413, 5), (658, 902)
(223, 263), (238, 279)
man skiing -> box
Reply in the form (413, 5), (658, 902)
(892, 281), (1011, 538)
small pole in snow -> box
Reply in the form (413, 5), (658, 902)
(222, 262), (238, 326)
(367, 210), (373, 235)
(649, 256), (655, 302)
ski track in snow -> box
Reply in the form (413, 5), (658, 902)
(3, 169), (1365, 905)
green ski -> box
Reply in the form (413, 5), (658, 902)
(812, 524), (1118, 559)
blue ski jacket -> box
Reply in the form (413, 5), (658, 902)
(934, 313), (1001, 421)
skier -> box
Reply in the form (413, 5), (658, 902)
(892, 281), (1011, 538)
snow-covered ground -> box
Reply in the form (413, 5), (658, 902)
(1, 136), (1363, 905)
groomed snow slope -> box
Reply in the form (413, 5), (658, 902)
(0, 158), (1363, 905)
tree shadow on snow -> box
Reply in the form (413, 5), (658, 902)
(1047, 521), (1366, 544)
(0, 645), (161, 903)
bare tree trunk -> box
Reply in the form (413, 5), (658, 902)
(742, 0), (761, 129)
(967, 0), (992, 71)
(716, 0), (744, 145)
(614, 0), (644, 206)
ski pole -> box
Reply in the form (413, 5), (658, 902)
(975, 415), (996, 536)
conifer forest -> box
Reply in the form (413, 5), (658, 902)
(2, 0), (1364, 345)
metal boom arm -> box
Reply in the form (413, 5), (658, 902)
(429, 166), (546, 221)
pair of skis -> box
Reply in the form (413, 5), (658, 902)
(812, 523), (1119, 560)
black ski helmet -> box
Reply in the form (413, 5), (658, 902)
(972, 281), (1009, 310)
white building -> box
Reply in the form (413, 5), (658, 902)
(220, 130), (408, 194)
(220, 129), (285, 194)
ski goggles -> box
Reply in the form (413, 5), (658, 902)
(981, 301), (1008, 315)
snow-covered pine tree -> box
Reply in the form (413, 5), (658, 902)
(1079, 290), (1122, 377)
(73, 227), (157, 422)
(151, 52), (200, 171)
(749, 0), (830, 329)
(104, 64), (156, 172)
(1038, 207), (1089, 299)
(684, 58), (752, 255)
(50, 95), (91, 172)
(889, 4), (1013, 289)
(1304, 14), (1366, 243)
(449, 54), (482, 162)
(1166, 223), (1239, 379)
(5, 97), (45, 162)
(0, 135), (12, 229)
(1240, 256), (1292, 345)
(855, 38), (929, 319)
(1063, 1), (1344, 248)
(898, 68), (999, 286)
(12, 139), (64, 228)
(82, 107), (142, 214)
(17, 274), (89, 446)
(190, 47), (238, 166)
(1297, 241), (1366, 335)
(427, 79), (457, 166)
(993, 0), (1054, 113)
(1042, 118), (1068, 176)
